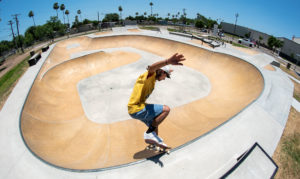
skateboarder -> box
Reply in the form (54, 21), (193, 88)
(128, 53), (186, 147)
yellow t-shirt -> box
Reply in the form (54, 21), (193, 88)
(128, 71), (156, 114)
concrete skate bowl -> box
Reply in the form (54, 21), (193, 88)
(20, 35), (264, 171)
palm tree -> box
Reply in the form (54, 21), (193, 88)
(144, 12), (147, 16)
(135, 12), (139, 17)
(28, 10), (35, 26)
(60, 4), (66, 24)
(149, 2), (153, 16)
(77, 10), (82, 22)
(53, 2), (59, 18)
(65, 10), (70, 27)
(118, 6), (123, 21)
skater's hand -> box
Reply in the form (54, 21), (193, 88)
(166, 53), (186, 66)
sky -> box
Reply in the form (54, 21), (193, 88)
(0, 0), (299, 41)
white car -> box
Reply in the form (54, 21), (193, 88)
(238, 38), (255, 47)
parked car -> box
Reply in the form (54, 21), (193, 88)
(238, 38), (255, 47)
(218, 32), (225, 37)
(201, 29), (208, 33)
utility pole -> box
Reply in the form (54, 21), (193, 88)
(8, 20), (17, 49)
(12, 14), (24, 53)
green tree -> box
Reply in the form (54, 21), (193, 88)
(16, 35), (25, 49)
(245, 32), (251, 39)
(0, 41), (11, 56)
(268, 36), (277, 50)
(92, 20), (99, 28)
(259, 36), (263, 44)
(274, 39), (284, 49)
(34, 25), (47, 41)
(149, 2), (153, 16)
(195, 20), (204, 28)
(83, 19), (91, 24)
(103, 13), (119, 22)
(77, 10), (82, 22)
(60, 4), (66, 24)
(46, 16), (65, 37)
(25, 26), (37, 41)
(28, 11), (35, 26)
(53, 2), (59, 18)
(24, 33), (34, 46)
(126, 16), (135, 21)
(43, 24), (55, 40)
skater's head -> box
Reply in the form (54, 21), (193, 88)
(156, 66), (173, 81)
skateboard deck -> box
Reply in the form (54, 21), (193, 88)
(145, 139), (171, 154)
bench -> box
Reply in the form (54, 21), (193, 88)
(192, 35), (220, 48)
(42, 45), (49, 52)
(170, 31), (193, 38)
(209, 41), (220, 48)
(28, 52), (41, 66)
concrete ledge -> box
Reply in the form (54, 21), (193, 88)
(221, 143), (278, 179)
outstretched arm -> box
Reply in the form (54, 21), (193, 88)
(147, 53), (186, 76)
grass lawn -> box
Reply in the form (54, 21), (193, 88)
(273, 79), (300, 178)
(0, 56), (30, 109)
(139, 26), (159, 31)
(280, 66), (300, 81)
(232, 42), (249, 48)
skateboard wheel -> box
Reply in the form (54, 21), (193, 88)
(156, 146), (160, 151)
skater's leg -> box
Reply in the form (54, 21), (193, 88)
(145, 105), (170, 134)
(152, 105), (170, 135)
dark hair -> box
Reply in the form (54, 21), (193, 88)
(155, 69), (164, 79)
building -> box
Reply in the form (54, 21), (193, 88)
(221, 22), (300, 64)
(292, 36), (300, 44)
(278, 37), (300, 64)
(220, 22), (269, 45)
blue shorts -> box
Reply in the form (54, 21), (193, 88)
(130, 104), (163, 127)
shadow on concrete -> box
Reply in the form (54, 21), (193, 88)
(133, 148), (166, 167)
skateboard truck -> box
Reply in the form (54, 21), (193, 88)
(145, 139), (171, 154)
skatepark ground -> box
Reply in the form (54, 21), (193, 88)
(0, 27), (297, 178)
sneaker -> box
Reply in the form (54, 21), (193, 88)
(144, 131), (160, 143)
(157, 135), (164, 142)
(158, 142), (168, 148)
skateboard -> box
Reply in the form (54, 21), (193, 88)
(145, 139), (171, 154)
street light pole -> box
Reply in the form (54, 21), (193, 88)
(234, 13), (239, 36)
